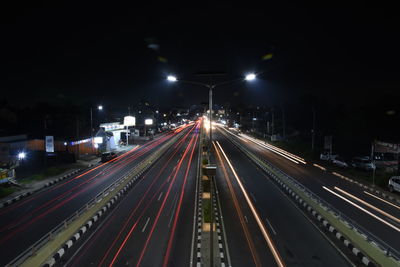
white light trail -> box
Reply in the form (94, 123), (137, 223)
(323, 186), (400, 232)
(215, 141), (285, 267)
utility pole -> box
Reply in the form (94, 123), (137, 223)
(271, 107), (275, 137)
(312, 108), (316, 150)
(76, 115), (80, 160)
(282, 105), (286, 140)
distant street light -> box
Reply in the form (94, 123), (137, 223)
(90, 105), (103, 153)
(167, 75), (177, 82)
(245, 73), (256, 81)
(18, 152), (26, 160)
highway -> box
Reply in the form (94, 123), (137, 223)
(218, 126), (400, 258)
(0, 126), (194, 266)
(61, 121), (200, 267)
(212, 129), (352, 266)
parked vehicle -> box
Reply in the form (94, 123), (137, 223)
(332, 157), (349, 168)
(101, 151), (117, 163)
(320, 151), (338, 161)
(388, 176), (400, 193)
(351, 157), (376, 171)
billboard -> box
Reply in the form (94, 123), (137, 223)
(145, 119), (153, 125)
(124, 116), (136, 126)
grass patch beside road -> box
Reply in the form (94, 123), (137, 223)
(203, 198), (212, 223)
(0, 186), (17, 198)
(21, 166), (70, 183)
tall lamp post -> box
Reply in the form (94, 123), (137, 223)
(167, 73), (256, 267)
(167, 73), (256, 146)
(90, 105), (103, 153)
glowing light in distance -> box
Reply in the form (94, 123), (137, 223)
(167, 75), (177, 82)
(145, 119), (153, 125)
(245, 73), (256, 81)
(98, 105), (103, 110)
(18, 152), (26, 159)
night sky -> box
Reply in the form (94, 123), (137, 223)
(1, 3), (399, 109)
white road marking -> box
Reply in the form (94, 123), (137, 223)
(168, 194), (179, 228)
(142, 217), (150, 232)
(244, 215), (248, 223)
(158, 191), (164, 201)
(250, 193), (257, 203)
(265, 218), (277, 235)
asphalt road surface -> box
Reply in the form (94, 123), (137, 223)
(0, 127), (194, 266)
(62, 121), (200, 267)
(218, 126), (400, 259)
(212, 129), (352, 267)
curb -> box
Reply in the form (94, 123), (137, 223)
(34, 136), (180, 267)
(331, 172), (400, 205)
(243, 131), (400, 205)
(276, 178), (376, 267)
(212, 188), (227, 267)
(196, 177), (203, 267)
(0, 169), (81, 209)
(42, 172), (141, 267)
(226, 134), (379, 267)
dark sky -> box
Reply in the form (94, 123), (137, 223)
(1, 3), (399, 109)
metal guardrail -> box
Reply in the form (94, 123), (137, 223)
(223, 128), (400, 262)
(7, 132), (183, 267)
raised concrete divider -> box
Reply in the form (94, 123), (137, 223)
(220, 128), (400, 267)
(7, 133), (181, 267)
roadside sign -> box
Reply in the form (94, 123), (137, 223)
(45, 136), (54, 153)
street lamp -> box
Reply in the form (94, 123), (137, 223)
(166, 73), (256, 146)
(90, 105), (103, 153)
(18, 152), (26, 160)
(167, 75), (177, 82)
(245, 73), (256, 81)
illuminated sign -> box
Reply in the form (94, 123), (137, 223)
(124, 116), (136, 126)
(145, 119), (153, 125)
(94, 137), (103, 144)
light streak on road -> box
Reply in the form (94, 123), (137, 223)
(213, 141), (261, 267)
(163, 129), (199, 267)
(323, 186), (400, 232)
(215, 141), (285, 267)
(363, 191), (400, 211)
(238, 132), (306, 163)
(334, 187), (400, 225)
(219, 126), (303, 164)
(135, 128), (198, 267)
(313, 163), (326, 171)
(105, 123), (198, 266)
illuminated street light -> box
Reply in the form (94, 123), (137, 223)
(245, 73), (256, 81)
(90, 105), (103, 153)
(18, 152), (26, 160)
(167, 75), (177, 82)
(165, 72), (257, 147)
